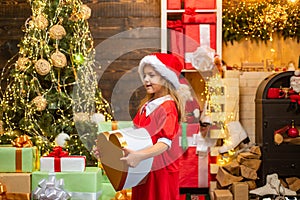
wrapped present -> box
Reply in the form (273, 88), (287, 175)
(32, 167), (112, 200)
(184, 0), (216, 9)
(182, 8), (216, 70)
(182, 10), (216, 24)
(40, 146), (85, 172)
(179, 147), (209, 188)
(167, 20), (185, 67)
(0, 146), (38, 172)
(98, 121), (133, 133)
(0, 173), (31, 200)
(183, 23), (216, 70)
(174, 123), (210, 188)
(167, 0), (182, 9)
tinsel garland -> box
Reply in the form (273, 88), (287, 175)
(222, 0), (300, 44)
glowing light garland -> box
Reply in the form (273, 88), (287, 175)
(223, 0), (300, 44)
(0, 0), (113, 166)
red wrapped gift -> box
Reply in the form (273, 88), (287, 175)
(183, 23), (216, 69)
(179, 147), (209, 188)
(184, 0), (216, 9)
(167, 20), (185, 67)
(182, 12), (216, 24)
(167, 0), (182, 9)
(173, 123), (209, 188)
(182, 8), (216, 69)
(40, 146), (86, 172)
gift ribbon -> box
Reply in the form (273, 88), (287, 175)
(11, 135), (33, 148)
(183, 7), (196, 23)
(11, 135), (34, 172)
(0, 182), (7, 200)
(32, 175), (71, 200)
(69, 191), (102, 200)
(112, 121), (118, 131)
(185, 24), (213, 65)
(113, 189), (132, 200)
(47, 146), (69, 172)
(181, 123), (188, 150)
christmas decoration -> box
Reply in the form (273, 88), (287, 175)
(55, 131), (70, 147)
(0, 0), (114, 167)
(49, 24), (67, 40)
(33, 14), (49, 30)
(79, 4), (91, 20)
(16, 57), (31, 71)
(34, 58), (51, 76)
(222, 0), (300, 44)
(287, 120), (299, 138)
(51, 50), (67, 68)
(192, 46), (215, 72)
(32, 95), (47, 111)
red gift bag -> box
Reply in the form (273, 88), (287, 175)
(184, 0), (216, 9)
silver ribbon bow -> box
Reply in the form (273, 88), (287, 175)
(32, 175), (71, 200)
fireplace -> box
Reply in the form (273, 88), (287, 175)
(255, 71), (300, 186)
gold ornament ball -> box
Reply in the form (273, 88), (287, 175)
(79, 4), (91, 20)
(34, 14), (49, 30)
(51, 50), (67, 68)
(32, 95), (47, 111)
(35, 58), (51, 76)
(49, 24), (67, 40)
(16, 57), (31, 71)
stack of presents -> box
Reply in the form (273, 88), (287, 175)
(166, 0), (217, 70)
(0, 134), (115, 200)
(0, 118), (216, 200)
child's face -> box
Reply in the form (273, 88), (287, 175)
(143, 65), (166, 97)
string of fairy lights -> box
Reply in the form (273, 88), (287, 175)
(0, 0), (113, 165)
(222, 0), (300, 44)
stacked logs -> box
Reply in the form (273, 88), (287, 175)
(215, 146), (261, 194)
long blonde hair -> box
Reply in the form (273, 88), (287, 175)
(139, 80), (186, 122)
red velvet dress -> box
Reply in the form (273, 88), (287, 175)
(132, 96), (180, 200)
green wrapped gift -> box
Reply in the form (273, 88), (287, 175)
(99, 182), (116, 200)
(32, 167), (116, 200)
(98, 121), (133, 133)
(0, 146), (38, 172)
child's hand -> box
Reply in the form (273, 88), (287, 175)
(120, 148), (142, 168)
(92, 139), (102, 160)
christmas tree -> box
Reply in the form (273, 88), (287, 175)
(0, 0), (113, 166)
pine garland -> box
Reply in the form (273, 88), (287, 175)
(223, 0), (300, 44)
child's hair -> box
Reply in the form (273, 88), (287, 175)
(139, 77), (185, 122)
(138, 53), (187, 122)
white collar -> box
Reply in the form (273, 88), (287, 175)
(142, 95), (173, 117)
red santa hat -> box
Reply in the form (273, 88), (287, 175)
(138, 53), (183, 89)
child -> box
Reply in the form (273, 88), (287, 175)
(120, 53), (186, 200)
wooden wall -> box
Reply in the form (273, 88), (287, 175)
(0, 0), (161, 120)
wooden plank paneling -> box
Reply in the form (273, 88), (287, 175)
(88, 2), (160, 17)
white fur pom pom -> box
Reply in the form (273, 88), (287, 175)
(177, 84), (193, 102)
(295, 70), (300, 76)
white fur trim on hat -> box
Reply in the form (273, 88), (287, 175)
(138, 55), (180, 89)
